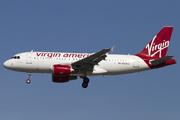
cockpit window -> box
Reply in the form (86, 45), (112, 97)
(11, 56), (20, 59)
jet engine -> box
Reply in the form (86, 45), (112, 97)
(52, 64), (77, 83)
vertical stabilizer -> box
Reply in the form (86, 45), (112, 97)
(137, 27), (173, 58)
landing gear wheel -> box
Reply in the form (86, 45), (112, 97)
(26, 79), (31, 84)
(83, 77), (89, 83)
(26, 72), (31, 84)
(82, 82), (88, 88)
(82, 77), (89, 88)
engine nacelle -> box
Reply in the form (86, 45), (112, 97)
(52, 64), (76, 83)
(52, 75), (77, 83)
(53, 64), (71, 75)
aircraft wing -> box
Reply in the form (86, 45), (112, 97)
(71, 47), (113, 73)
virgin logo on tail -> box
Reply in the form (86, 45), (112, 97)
(137, 26), (173, 58)
(146, 35), (169, 58)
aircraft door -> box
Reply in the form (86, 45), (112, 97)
(133, 57), (139, 68)
(26, 53), (32, 64)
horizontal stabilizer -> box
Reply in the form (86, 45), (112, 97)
(150, 55), (174, 65)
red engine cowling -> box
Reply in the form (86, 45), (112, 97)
(52, 75), (70, 83)
(53, 64), (71, 75)
(52, 64), (76, 83)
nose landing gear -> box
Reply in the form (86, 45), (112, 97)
(26, 79), (31, 84)
(26, 72), (31, 84)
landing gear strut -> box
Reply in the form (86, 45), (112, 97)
(82, 77), (89, 88)
(26, 72), (31, 84)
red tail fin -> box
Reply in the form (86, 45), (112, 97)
(137, 27), (173, 58)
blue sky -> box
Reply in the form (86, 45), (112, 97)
(1, 0), (180, 120)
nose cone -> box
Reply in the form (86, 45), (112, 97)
(3, 60), (11, 69)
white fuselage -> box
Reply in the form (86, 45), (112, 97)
(3, 27), (176, 88)
(3, 52), (150, 76)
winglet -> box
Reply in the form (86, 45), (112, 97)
(111, 46), (115, 51)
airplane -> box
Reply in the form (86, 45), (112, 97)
(3, 26), (176, 88)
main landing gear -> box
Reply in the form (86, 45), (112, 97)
(82, 77), (89, 88)
(26, 72), (31, 84)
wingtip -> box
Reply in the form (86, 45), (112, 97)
(111, 46), (115, 51)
